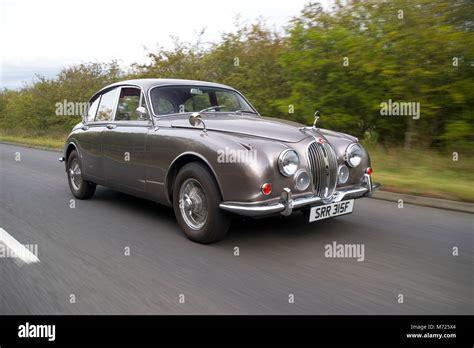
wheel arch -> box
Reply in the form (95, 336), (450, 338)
(165, 152), (224, 205)
(65, 141), (79, 162)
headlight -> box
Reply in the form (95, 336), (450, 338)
(278, 149), (299, 176)
(345, 143), (362, 168)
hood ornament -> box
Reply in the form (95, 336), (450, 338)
(298, 110), (322, 133)
(313, 110), (320, 129)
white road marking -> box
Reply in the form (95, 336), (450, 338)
(0, 228), (40, 264)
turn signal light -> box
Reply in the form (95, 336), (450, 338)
(261, 183), (272, 195)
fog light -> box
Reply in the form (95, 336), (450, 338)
(338, 165), (349, 184)
(261, 182), (272, 195)
(295, 170), (310, 191)
(366, 167), (373, 176)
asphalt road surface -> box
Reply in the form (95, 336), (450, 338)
(0, 143), (472, 314)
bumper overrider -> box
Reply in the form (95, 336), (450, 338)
(219, 174), (380, 217)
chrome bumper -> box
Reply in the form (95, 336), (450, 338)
(219, 174), (380, 217)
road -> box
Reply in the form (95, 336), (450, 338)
(0, 143), (472, 314)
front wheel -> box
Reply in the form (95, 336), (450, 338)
(66, 150), (96, 199)
(173, 162), (231, 243)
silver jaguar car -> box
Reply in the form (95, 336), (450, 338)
(60, 79), (380, 243)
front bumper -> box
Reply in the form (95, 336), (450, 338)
(219, 174), (380, 217)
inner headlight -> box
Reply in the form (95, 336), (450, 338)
(295, 170), (311, 191)
(278, 149), (299, 176)
(338, 165), (350, 184)
(345, 143), (362, 168)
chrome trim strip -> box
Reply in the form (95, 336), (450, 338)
(219, 202), (286, 216)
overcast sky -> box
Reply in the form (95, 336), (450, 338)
(0, 0), (332, 89)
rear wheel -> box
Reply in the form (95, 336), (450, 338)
(67, 150), (96, 199)
(173, 162), (231, 243)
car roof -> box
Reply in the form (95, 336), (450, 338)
(99, 78), (235, 93)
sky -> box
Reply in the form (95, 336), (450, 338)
(0, 0), (332, 89)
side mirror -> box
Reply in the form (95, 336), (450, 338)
(136, 106), (147, 120)
(189, 112), (207, 132)
(189, 112), (202, 127)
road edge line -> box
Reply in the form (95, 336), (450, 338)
(0, 228), (40, 264)
(371, 191), (474, 214)
(0, 140), (62, 153)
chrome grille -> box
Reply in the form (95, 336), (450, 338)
(307, 141), (338, 199)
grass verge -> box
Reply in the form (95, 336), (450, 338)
(366, 145), (473, 202)
(0, 131), (66, 150)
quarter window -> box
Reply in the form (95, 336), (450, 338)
(95, 88), (118, 122)
(86, 96), (100, 122)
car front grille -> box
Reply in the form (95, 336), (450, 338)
(307, 141), (338, 199)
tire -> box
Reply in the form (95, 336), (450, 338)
(66, 150), (96, 199)
(173, 162), (231, 243)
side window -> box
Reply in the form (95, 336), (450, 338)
(96, 88), (118, 121)
(86, 96), (100, 122)
(116, 87), (147, 121)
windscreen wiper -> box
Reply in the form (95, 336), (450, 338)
(234, 109), (258, 115)
(198, 105), (227, 113)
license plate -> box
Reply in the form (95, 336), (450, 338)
(309, 199), (354, 222)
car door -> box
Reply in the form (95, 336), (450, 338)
(79, 88), (119, 183)
(102, 86), (152, 192)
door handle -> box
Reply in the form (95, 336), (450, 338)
(81, 125), (89, 130)
(106, 124), (117, 129)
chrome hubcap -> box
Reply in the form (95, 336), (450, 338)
(69, 159), (82, 191)
(179, 178), (207, 230)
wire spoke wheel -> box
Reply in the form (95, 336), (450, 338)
(179, 178), (208, 230)
(69, 159), (83, 191)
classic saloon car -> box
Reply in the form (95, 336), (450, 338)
(60, 79), (379, 243)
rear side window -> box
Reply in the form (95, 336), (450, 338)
(95, 88), (118, 121)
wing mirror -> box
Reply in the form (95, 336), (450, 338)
(189, 112), (207, 133)
(136, 106), (147, 120)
